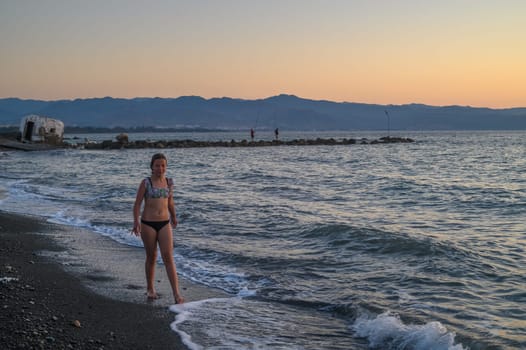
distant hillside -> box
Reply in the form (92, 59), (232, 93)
(1, 95), (525, 130)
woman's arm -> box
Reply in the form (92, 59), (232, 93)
(168, 179), (177, 229)
(132, 180), (146, 235)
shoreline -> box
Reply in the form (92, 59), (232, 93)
(0, 210), (225, 349)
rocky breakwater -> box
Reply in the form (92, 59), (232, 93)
(80, 135), (414, 150)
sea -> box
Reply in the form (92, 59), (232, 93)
(0, 130), (524, 350)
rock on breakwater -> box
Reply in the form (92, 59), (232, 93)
(77, 136), (414, 150)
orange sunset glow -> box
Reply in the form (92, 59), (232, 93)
(1, 0), (525, 108)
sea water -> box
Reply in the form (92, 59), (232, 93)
(0, 131), (524, 349)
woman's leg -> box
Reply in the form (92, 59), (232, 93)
(157, 225), (184, 304)
(140, 224), (159, 299)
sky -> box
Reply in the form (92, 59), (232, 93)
(1, 0), (525, 108)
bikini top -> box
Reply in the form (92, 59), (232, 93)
(144, 177), (173, 199)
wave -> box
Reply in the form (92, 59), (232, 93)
(168, 294), (468, 350)
(169, 295), (359, 350)
(170, 297), (232, 350)
(48, 211), (142, 248)
(176, 222), (489, 307)
(352, 312), (466, 350)
(297, 223), (472, 261)
(5, 179), (92, 205)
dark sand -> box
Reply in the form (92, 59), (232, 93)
(0, 211), (190, 349)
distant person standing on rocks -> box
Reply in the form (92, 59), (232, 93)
(132, 153), (185, 304)
(250, 128), (255, 142)
(274, 128), (279, 141)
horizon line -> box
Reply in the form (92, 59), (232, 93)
(1, 94), (525, 111)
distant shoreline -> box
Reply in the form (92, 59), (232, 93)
(0, 126), (229, 135)
(2, 95), (526, 131)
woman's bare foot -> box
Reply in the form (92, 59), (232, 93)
(175, 294), (185, 304)
(147, 290), (159, 300)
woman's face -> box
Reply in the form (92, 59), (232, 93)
(151, 159), (167, 176)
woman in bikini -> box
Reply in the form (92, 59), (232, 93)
(132, 153), (184, 304)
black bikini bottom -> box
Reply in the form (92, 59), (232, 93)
(141, 219), (170, 233)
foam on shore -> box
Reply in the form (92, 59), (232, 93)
(352, 312), (466, 350)
(37, 216), (228, 307)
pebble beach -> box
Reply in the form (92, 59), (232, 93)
(0, 211), (189, 349)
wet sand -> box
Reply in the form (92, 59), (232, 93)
(0, 211), (225, 349)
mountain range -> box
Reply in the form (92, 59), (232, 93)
(1, 94), (525, 130)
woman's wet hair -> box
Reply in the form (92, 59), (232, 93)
(150, 153), (167, 169)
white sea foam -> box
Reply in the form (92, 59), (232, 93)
(169, 295), (354, 350)
(237, 286), (257, 297)
(176, 257), (254, 295)
(169, 297), (276, 350)
(48, 211), (143, 247)
(0, 277), (19, 283)
(352, 312), (466, 350)
(11, 181), (59, 201)
(49, 210), (91, 227)
(91, 224), (143, 247)
(7, 180), (32, 199)
(170, 298), (233, 350)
